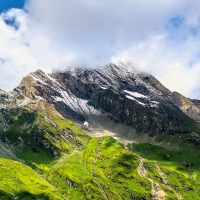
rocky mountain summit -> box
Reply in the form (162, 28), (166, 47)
(0, 64), (198, 139)
(7, 63), (198, 143)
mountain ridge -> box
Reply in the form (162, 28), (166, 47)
(13, 64), (200, 137)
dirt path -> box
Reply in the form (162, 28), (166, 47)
(155, 164), (183, 200)
(137, 158), (166, 200)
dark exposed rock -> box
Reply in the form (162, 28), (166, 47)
(163, 154), (170, 159)
(130, 193), (149, 200)
(181, 161), (193, 168)
(66, 178), (74, 187)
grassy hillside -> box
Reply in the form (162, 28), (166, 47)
(0, 157), (64, 200)
(33, 136), (152, 199)
(128, 142), (200, 199)
(0, 102), (90, 164)
(0, 102), (200, 199)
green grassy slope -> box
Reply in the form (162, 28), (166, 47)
(34, 136), (152, 199)
(128, 142), (200, 199)
(1, 102), (200, 199)
(0, 104), (90, 165)
(0, 157), (64, 200)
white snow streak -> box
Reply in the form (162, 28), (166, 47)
(125, 95), (146, 106)
(123, 90), (148, 98)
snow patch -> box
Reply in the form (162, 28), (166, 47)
(45, 73), (63, 88)
(100, 86), (108, 90)
(125, 95), (145, 106)
(29, 74), (47, 85)
(123, 90), (148, 98)
(150, 100), (159, 108)
(52, 89), (101, 115)
(83, 121), (89, 127)
(150, 104), (158, 108)
(52, 96), (63, 102)
(34, 95), (46, 101)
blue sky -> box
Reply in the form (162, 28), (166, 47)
(0, 0), (25, 12)
(0, 0), (200, 99)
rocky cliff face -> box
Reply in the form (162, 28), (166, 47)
(141, 74), (200, 123)
(170, 92), (200, 123)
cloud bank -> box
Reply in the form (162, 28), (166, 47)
(0, 0), (200, 99)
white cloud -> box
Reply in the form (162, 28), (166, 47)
(0, 8), (75, 91)
(0, 0), (200, 99)
(112, 34), (200, 98)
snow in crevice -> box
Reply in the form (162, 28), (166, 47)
(150, 100), (159, 108)
(100, 86), (108, 90)
(52, 89), (100, 116)
(151, 100), (159, 104)
(34, 95), (46, 102)
(123, 90), (148, 98)
(45, 73), (64, 88)
(150, 104), (158, 108)
(29, 74), (48, 86)
(125, 95), (146, 106)
(29, 72), (65, 95)
(123, 90), (160, 108)
(52, 96), (63, 102)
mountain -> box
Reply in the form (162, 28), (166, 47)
(0, 63), (200, 199)
(15, 63), (200, 144)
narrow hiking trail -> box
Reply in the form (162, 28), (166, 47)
(155, 164), (183, 200)
(137, 157), (184, 200)
(137, 157), (166, 200)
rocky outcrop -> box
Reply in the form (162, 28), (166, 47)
(170, 92), (200, 123)
(141, 74), (200, 123)
(141, 74), (171, 96)
(88, 87), (190, 135)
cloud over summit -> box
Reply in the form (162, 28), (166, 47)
(0, 0), (200, 98)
